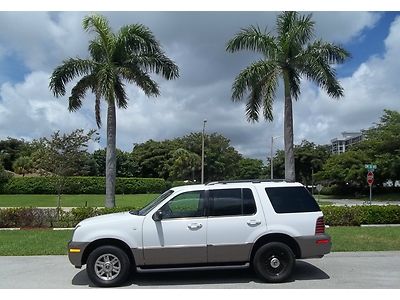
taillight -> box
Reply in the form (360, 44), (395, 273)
(315, 216), (325, 235)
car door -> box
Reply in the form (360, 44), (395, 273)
(206, 187), (265, 263)
(142, 190), (207, 265)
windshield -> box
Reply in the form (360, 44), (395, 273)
(136, 189), (174, 216)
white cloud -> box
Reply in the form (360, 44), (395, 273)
(0, 71), (94, 140)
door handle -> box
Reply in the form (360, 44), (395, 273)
(187, 223), (203, 230)
(247, 220), (261, 226)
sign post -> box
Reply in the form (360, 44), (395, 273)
(316, 184), (323, 203)
(364, 164), (377, 205)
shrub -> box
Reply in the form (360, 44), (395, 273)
(0, 207), (57, 228)
(1, 205), (400, 228)
(0, 176), (168, 194)
(322, 205), (400, 226)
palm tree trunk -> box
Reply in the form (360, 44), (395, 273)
(105, 100), (116, 208)
(283, 71), (296, 182)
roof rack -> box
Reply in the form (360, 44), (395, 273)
(206, 179), (288, 185)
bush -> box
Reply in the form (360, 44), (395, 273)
(0, 176), (168, 194)
(2, 205), (400, 228)
(0, 207), (58, 228)
(322, 205), (400, 226)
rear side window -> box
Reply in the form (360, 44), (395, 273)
(209, 188), (256, 217)
(265, 187), (320, 213)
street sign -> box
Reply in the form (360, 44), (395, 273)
(316, 184), (323, 192)
(367, 171), (374, 186)
(365, 164), (377, 171)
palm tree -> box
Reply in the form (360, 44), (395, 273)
(226, 11), (349, 182)
(49, 14), (179, 207)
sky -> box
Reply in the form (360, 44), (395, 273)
(1, 10), (400, 163)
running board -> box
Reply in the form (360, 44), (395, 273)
(136, 263), (250, 273)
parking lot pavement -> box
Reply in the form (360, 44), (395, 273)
(0, 251), (399, 289)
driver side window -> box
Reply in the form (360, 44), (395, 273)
(160, 191), (205, 219)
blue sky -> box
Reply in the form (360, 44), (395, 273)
(0, 11), (400, 161)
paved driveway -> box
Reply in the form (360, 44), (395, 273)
(0, 251), (399, 288)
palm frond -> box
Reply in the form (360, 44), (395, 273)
(118, 66), (160, 97)
(114, 76), (128, 109)
(68, 74), (95, 112)
(305, 40), (350, 64)
(88, 37), (108, 63)
(49, 58), (96, 97)
(286, 67), (301, 100)
(226, 25), (278, 58)
(116, 24), (163, 55)
(83, 14), (115, 56)
(231, 60), (278, 122)
(231, 60), (278, 101)
(128, 52), (179, 80)
(297, 40), (349, 98)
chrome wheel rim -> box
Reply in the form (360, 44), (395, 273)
(94, 254), (121, 281)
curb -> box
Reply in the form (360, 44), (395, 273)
(360, 224), (400, 227)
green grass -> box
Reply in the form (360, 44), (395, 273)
(327, 226), (400, 252)
(1, 226), (400, 256)
(0, 230), (72, 255)
(0, 194), (158, 207)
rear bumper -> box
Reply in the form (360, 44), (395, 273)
(68, 241), (89, 268)
(294, 234), (332, 259)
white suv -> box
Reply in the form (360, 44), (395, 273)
(68, 180), (331, 287)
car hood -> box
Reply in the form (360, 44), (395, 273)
(77, 211), (142, 227)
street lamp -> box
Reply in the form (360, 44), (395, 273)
(201, 119), (207, 184)
(270, 135), (282, 180)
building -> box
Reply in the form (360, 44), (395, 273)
(331, 132), (364, 154)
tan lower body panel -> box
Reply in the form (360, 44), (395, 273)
(136, 244), (253, 266)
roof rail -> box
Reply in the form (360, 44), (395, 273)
(206, 179), (287, 185)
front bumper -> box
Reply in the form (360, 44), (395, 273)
(294, 234), (332, 259)
(68, 241), (89, 268)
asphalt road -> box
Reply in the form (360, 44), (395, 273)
(0, 251), (399, 288)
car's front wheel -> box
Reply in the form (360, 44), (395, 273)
(253, 242), (295, 283)
(86, 245), (131, 287)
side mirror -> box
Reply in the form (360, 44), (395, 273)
(152, 210), (163, 221)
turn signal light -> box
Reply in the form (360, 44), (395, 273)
(69, 248), (81, 253)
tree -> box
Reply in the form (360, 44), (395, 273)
(12, 156), (33, 177)
(226, 11), (349, 182)
(0, 163), (12, 186)
(170, 148), (201, 181)
(0, 138), (32, 171)
(268, 140), (330, 185)
(32, 129), (97, 214)
(237, 158), (264, 179)
(49, 14), (179, 208)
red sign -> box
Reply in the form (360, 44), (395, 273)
(367, 171), (374, 185)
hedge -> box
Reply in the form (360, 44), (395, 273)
(0, 176), (168, 194)
(322, 205), (400, 226)
(1, 205), (400, 228)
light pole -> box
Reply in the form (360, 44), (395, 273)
(270, 135), (282, 180)
(201, 119), (207, 184)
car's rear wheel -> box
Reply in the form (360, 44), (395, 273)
(253, 242), (295, 283)
(86, 245), (131, 287)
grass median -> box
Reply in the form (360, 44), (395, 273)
(0, 194), (158, 207)
(1, 226), (400, 256)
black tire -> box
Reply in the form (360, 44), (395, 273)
(252, 242), (295, 283)
(86, 245), (131, 287)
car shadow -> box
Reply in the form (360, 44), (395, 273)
(72, 260), (329, 288)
